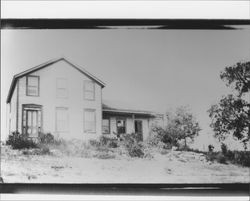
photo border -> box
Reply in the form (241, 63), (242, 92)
(1, 18), (250, 196)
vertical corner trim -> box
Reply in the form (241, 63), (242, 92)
(16, 79), (20, 132)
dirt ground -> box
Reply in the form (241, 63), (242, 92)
(1, 145), (249, 183)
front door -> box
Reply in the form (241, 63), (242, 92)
(134, 120), (143, 141)
(22, 105), (42, 138)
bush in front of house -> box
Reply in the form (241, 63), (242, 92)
(6, 131), (38, 149)
(149, 126), (179, 149)
(6, 131), (59, 155)
(88, 134), (145, 158)
(99, 135), (118, 148)
(89, 139), (101, 148)
(127, 143), (145, 158)
(89, 136), (119, 149)
(120, 133), (145, 158)
(39, 133), (55, 144)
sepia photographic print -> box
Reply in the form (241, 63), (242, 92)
(0, 17), (250, 195)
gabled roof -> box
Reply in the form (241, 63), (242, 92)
(6, 57), (106, 103)
(102, 100), (158, 117)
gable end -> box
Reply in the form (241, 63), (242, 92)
(6, 57), (105, 103)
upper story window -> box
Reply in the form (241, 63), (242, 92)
(84, 80), (95, 100)
(26, 75), (39, 96)
(56, 78), (68, 98)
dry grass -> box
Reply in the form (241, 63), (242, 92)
(1, 144), (249, 183)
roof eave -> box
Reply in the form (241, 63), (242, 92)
(6, 76), (17, 103)
(62, 58), (106, 88)
(103, 109), (156, 117)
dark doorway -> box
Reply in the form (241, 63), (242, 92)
(134, 120), (143, 141)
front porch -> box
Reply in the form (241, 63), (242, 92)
(102, 106), (156, 141)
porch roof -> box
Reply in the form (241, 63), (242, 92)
(102, 100), (157, 117)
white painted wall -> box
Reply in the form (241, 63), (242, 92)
(126, 118), (134, 134)
(110, 117), (117, 134)
(7, 86), (17, 135)
(10, 60), (102, 141)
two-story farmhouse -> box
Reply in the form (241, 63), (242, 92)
(6, 58), (164, 141)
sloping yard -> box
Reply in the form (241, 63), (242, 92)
(1, 145), (249, 183)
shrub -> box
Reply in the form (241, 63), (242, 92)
(206, 152), (215, 162)
(99, 136), (109, 145)
(177, 145), (191, 152)
(206, 152), (222, 163)
(108, 140), (118, 148)
(225, 150), (250, 167)
(54, 138), (68, 147)
(120, 134), (145, 158)
(121, 133), (137, 146)
(205, 150), (250, 167)
(127, 143), (144, 158)
(147, 132), (161, 147)
(206, 152), (227, 165)
(130, 132), (143, 143)
(160, 149), (170, 155)
(150, 126), (179, 149)
(38, 146), (51, 155)
(99, 136), (118, 148)
(90, 137), (118, 149)
(216, 153), (227, 164)
(218, 143), (250, 166)
(6, 131), (38, 149)
(237, 151), (250, 167)
(39, 133), (54, 144)
(89, 139), (101, 148)
(225, 150), (235, 161)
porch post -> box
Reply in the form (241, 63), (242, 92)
(132, 114), (135, 133)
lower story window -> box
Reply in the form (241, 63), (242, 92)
(102, 118), (110, 134)
(56, 107), (69, 132)
(84, 109), (96, 133)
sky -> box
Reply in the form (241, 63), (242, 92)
(1, 27), (250, 147)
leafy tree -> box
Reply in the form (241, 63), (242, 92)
(220, 62), (250, 97)
(208, 61), (250, 149)
(164, 106), (201, 148)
